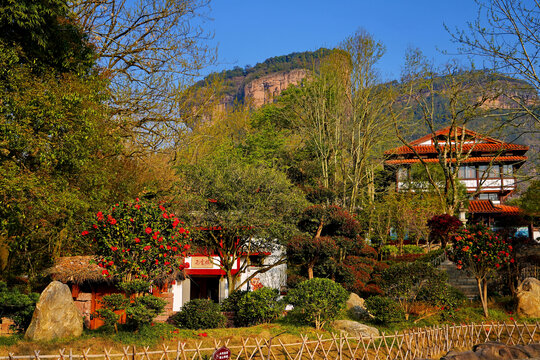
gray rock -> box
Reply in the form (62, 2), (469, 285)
(442, 342), (540, 360)
(346, 293), (369, 320)
(442, 350), (481, 360)
(331, 320), (379, 337)
(25, 281), (83, 341)
(517, 277), (540, 318)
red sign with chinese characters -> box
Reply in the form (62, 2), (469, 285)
(212, 347), (231, 360)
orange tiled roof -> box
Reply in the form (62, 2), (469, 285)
(468, 200), (521, 215)
(385, 143), (528, 155)
(386, 126), (529, 155)
(385, 155), (527, 165)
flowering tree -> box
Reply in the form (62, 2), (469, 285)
(82, 199), (192, 284)
(450, 223), (512, 317)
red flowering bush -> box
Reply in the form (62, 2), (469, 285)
(82, 199), (192, 283)
(449, 222), (512, 317)
(427, 214), (462, 247)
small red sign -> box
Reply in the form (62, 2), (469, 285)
(213, 347), (231, 360)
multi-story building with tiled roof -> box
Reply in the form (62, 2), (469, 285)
(384, 126), (528, 225)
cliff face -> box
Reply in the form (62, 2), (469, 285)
(243, 69), (308, 108)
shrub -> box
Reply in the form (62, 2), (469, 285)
(360, 283), (383, 297)
(95, 293), (129, 332)
(364, 296), (405, 324)
(286, 273), (307, 289)
(236, 288), (284, 326)
(220, 290), (248, 313)
(0, 282), (39, 332)
(402, 245), (424, 254)
(126, 295), (166, 329)
(380, 245), (398, 257)
(381, 262), (447, 320)
(171, 299), (225, 329)
(358, 245), (378, 259)
(286, 278), (348, 329)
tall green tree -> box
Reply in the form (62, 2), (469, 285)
(176, 149), (308, 292)
(280, 31), (394, 211)
(0, 0), (136, 281)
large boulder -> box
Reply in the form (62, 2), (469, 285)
(516, 277), (540, 318)
(331, 320), (379, 337)
(25, 281), (83, 341)
(442, 342), (540, 360)
(346, 293), (368, 320)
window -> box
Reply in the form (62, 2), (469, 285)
(479, 165), (500, 179)
(478, 193), (499, 201)
(397, 167), (409, 181)
(502, 164), (513, 177)
(459, 166), (476, 179)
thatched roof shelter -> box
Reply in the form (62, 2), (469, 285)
(47, 256), (108, 284)
(47, 256), (186, 285)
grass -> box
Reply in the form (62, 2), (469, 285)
(0, 302), (534, 357)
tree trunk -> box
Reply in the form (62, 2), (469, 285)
(476, 277), (489, 317)
(227, 271), (237, 294)
(307, 262), (315, 280)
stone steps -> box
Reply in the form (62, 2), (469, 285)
(438, 260), (478, 300)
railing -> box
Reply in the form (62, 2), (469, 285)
(2, 322), (539, 360)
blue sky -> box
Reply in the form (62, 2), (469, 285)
(203, 0), (480, 81)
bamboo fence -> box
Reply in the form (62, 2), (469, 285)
(2, 322), (539, 360)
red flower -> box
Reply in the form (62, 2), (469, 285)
(109, 218), (117, 225)
(172, 219), (180, 228)
(109, 261), (114, 266)
(159, 245), (164, 249)
(145, 227), (152, 234)
(96, 211), (104, 220)
(159, 205), (166, 212)
(162, 213), (169, 219)
(111, 246), (118, 251)
(130, 218), (134, 222)
(92, 224), (98, 229)
(135, 198), (140, 202)
(172, 246), (178, 252)
(198, 332), (208, 337)
(143, 245), (151, 251)
(178, 227), (186, 234)
(141, 259), (146, 263)
(135, 204), (141, 210)
(208, 199), (217, 203)
(81, 230), (89, 236)
(102, 269), (109, 275)
(134, 238), (140, 243)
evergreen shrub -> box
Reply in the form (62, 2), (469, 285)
(171, 299), (225, 329)
(364, 296), (405, 324)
